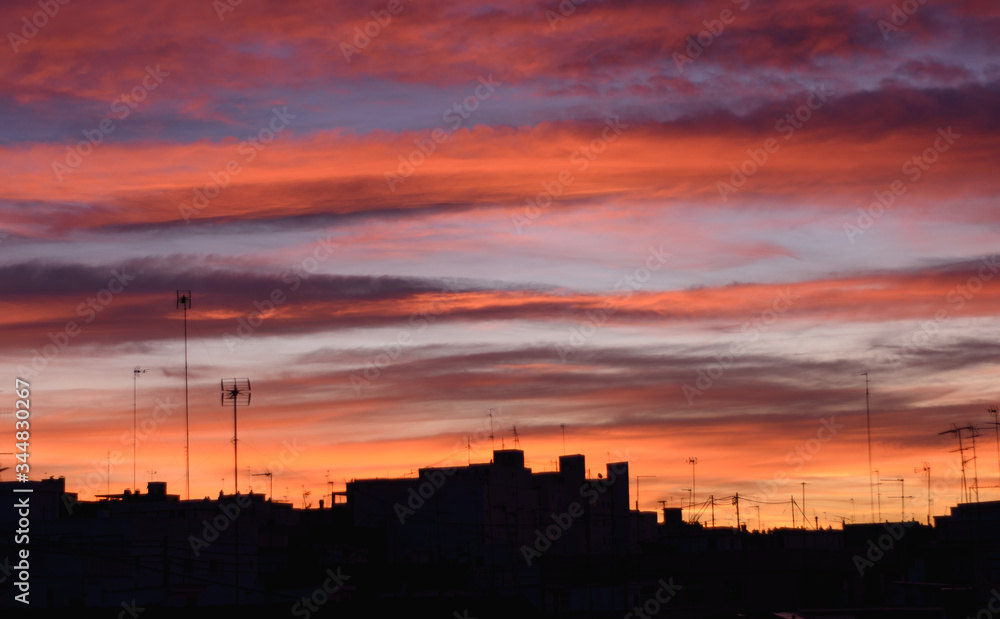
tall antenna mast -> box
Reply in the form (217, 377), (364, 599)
(176, 290), (192, 500)
(687, 457), (698, 515)
(221, 378), (251, 494)
(132, 366), (148, 492)
(863, 372), (874, 522)
(513, 425), (520, 449)
(561, 424), (566, 455)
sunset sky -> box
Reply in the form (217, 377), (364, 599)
(1, 0), (998, 528)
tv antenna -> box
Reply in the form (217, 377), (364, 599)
(221, 378), (251, 494)
(988, 406), (1000, 491)
(940, 424), (977, 503)
(253, 470), (273, 502)
(879, 477), (914, 521)
(914, 463), (931, 524)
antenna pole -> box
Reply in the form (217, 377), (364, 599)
(875, 469), (882, 520)
(233, 386), (238, 494)
(801, 482), (807, 529)
(969, 423), (980, 502)
(561, 423), (566, 455)
(177, 291), (192, 500)
(488, 408), (495, 452)
(926, 466), (931, 524)
(687, 457), (698, 515)
(863, 372), (874, 523)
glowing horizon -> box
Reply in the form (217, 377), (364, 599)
(2, 0), (998, 529)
